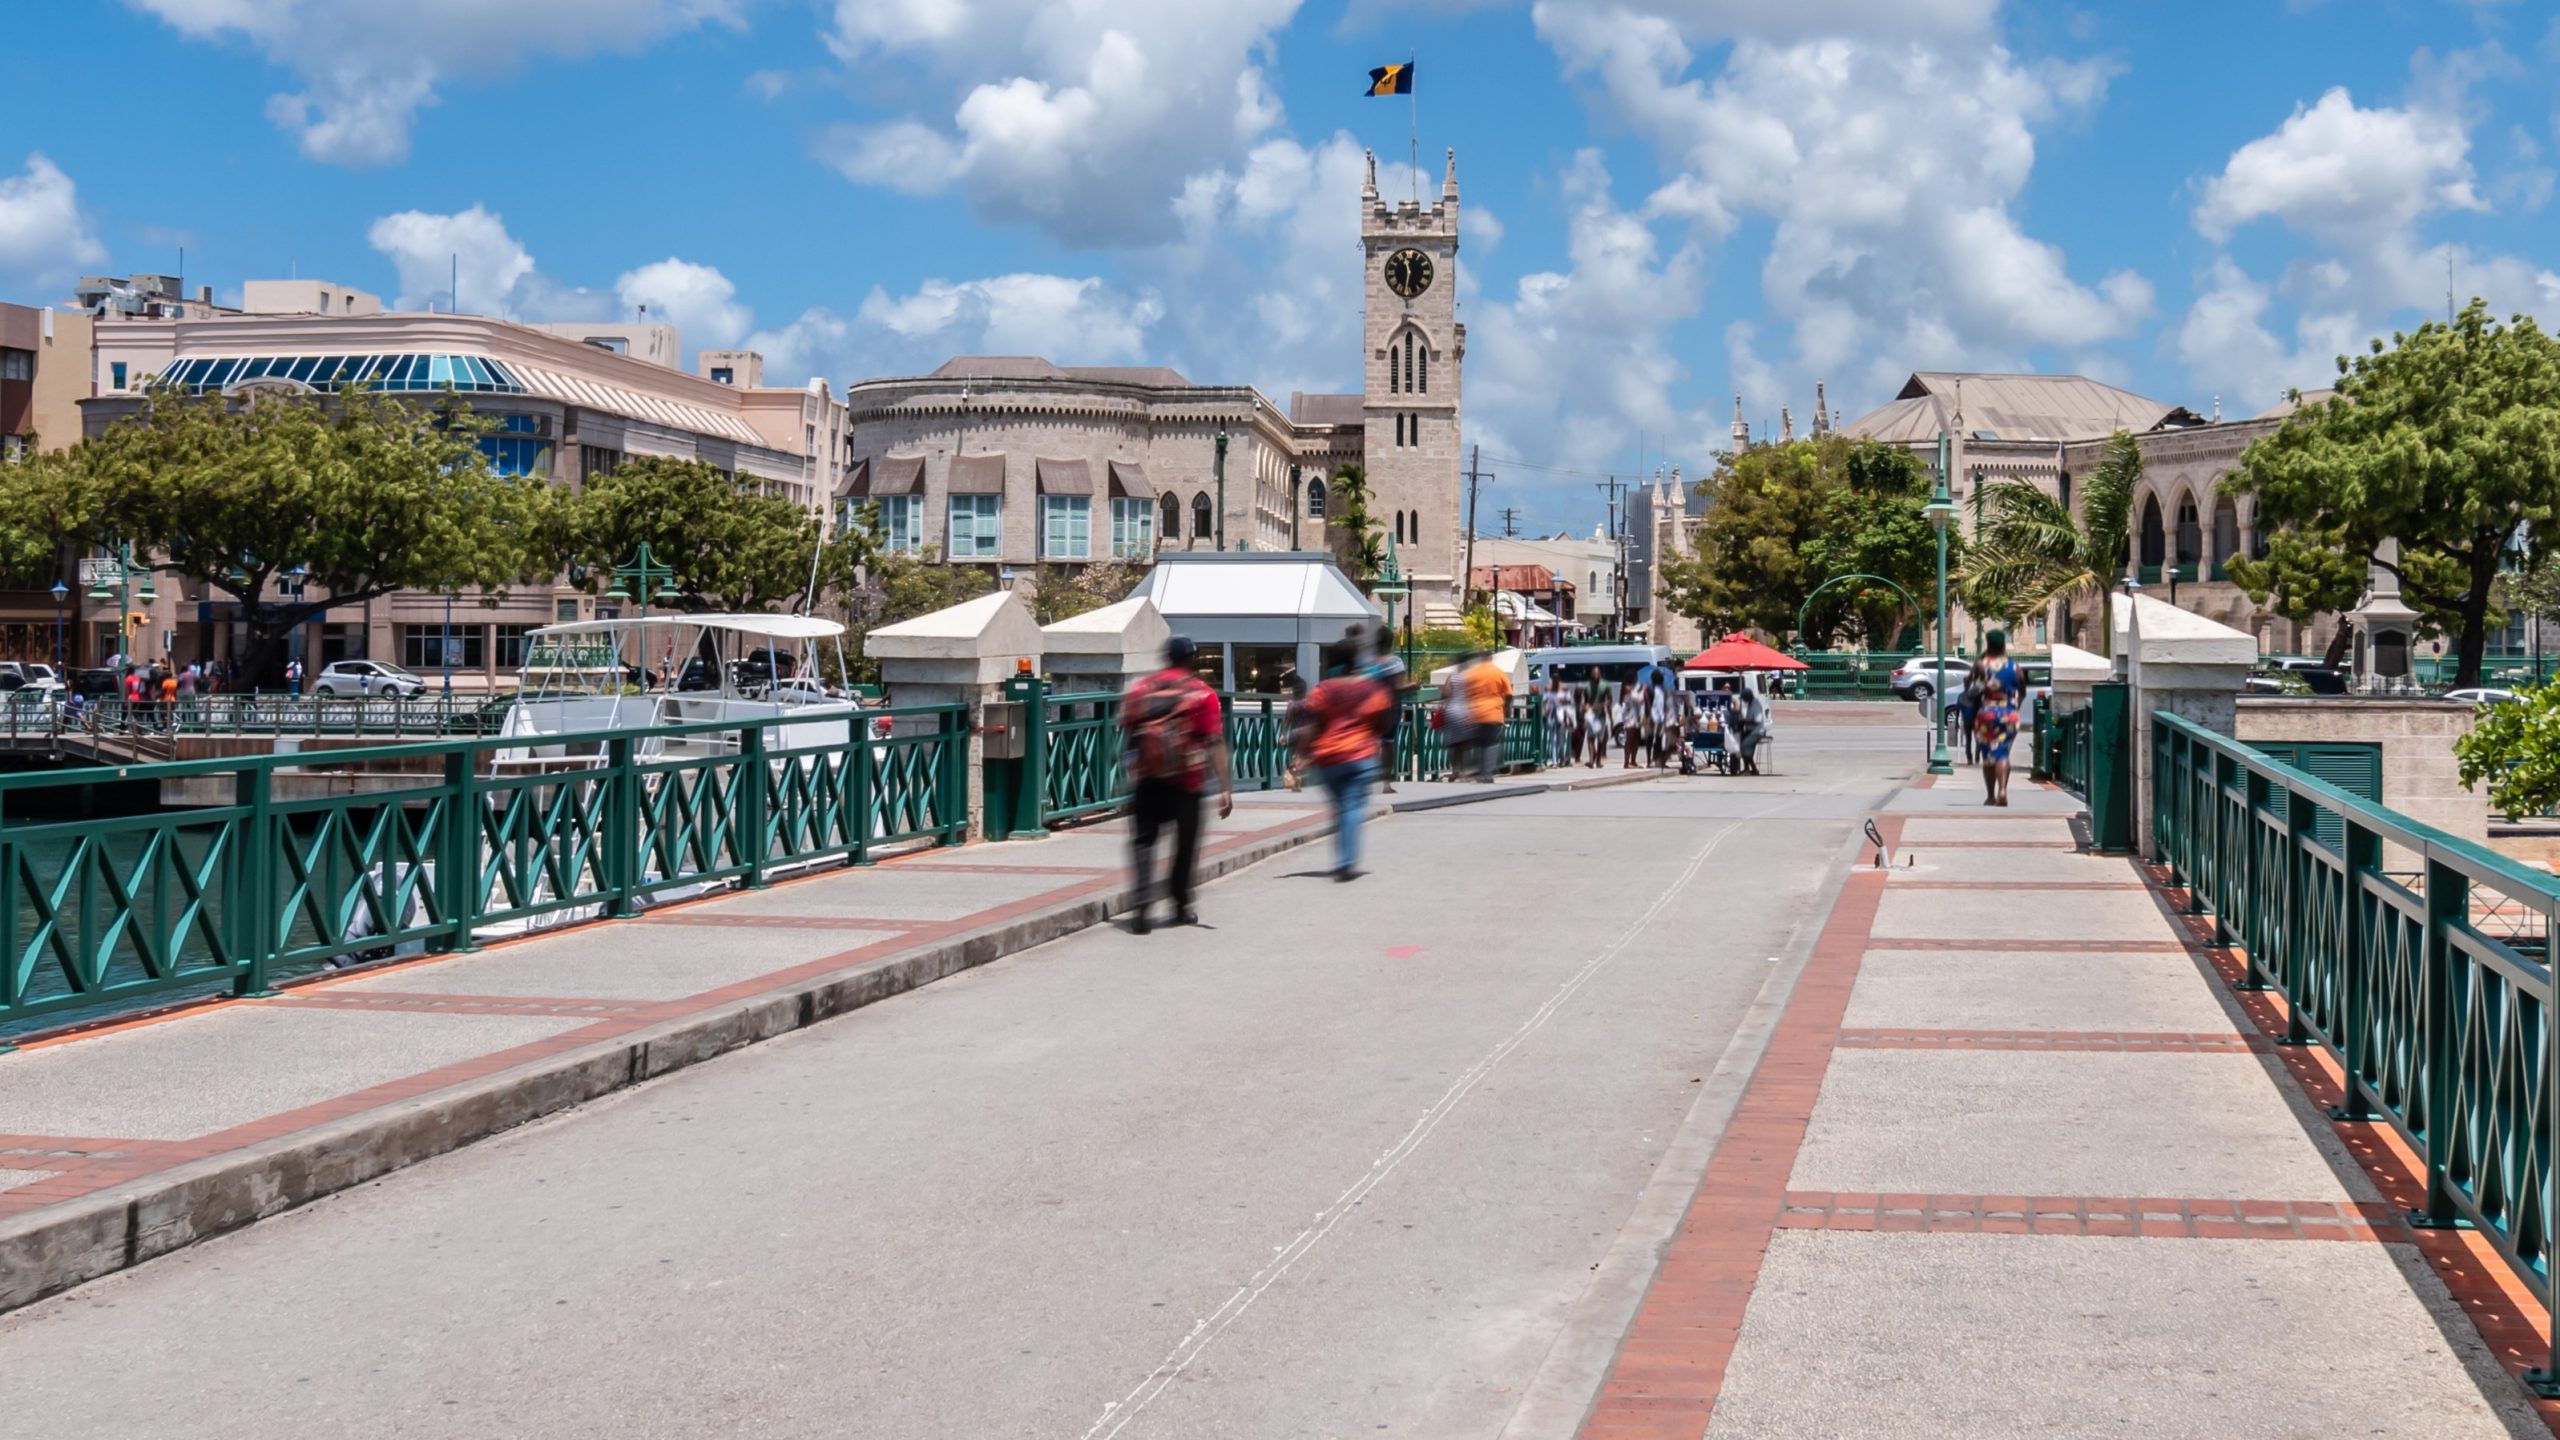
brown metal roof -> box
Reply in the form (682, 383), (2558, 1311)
(1107, 460), (1155, 499)
(1289, 392), (1365, 426)
(1842, 372), (2197, 444)
(871, 454), (924, 496)
(947, 452), (1007, 494)
(1035, 457), (1093, 495)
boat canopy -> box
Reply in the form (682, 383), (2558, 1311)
(525, 613), (846, 641)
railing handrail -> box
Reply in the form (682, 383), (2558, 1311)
(2154, 710), (2560, 906)
(0, 701), (968, 797)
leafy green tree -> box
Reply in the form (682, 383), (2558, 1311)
(1325, 464), (1385, 585)
(1960, 429), (2142, 656)
(2222, 300), (2560, 689)
(82, 385), (556, 685)
(1660, 436), (1949, 646)
(0, 447), (100, 587)
(2456, 685), (2560, 817)
(567, 456), (848, 613)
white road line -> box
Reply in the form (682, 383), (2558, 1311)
(1077, 792), (1804, 1440)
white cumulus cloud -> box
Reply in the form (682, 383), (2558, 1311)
(816, 0), (1301, 246)
(126, 0), (747, 167)
(0, 153), (107, 301)
(2195, 87), (2481, 242)
(618, 258), (753, 348)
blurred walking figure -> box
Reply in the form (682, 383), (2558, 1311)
(1120, 636), (1234, 934)
(1296, 639), (1396, 880)
(1280, 672), (1312, 793)
(1647, 676), (1676, 767)
(1731, 677), (1769, 776)
(1452, 650), (1509, 782)
(1583, 684), (1611, 766)
(1545, 679), (1576, 768)
(1353, 623), (1412, 793)
(1617, 679), (1644, 769)
(1974, 675), (2020, 807)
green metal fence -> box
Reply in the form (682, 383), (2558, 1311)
(0, 704), (970, 1033)
(2152, 710), (2560, 1393)
(1032, 686), (1543, 828)
(2053, 703), (2092, 795)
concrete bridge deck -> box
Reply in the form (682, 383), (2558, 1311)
(1, 711), (2550, 1437)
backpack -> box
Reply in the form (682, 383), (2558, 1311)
(1126, 674), (1202, 783)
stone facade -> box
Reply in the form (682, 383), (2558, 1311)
(1359, 149), (1466, 615)
(840, 150), (1469, 622)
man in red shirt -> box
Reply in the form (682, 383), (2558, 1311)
(1120, 636), (1233, 933)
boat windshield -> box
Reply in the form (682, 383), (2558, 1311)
(516, 614), (849, 701)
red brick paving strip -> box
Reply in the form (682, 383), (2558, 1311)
(1836, 1027), (2273, 1054)
(1862, 937), (2198, 952)
(1575, 819), (1893, 1439)
(1776, 1191), (2405, 1240)
(1886, 880), (2146, 890)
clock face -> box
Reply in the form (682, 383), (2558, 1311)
(1384, 248), (1434, 299)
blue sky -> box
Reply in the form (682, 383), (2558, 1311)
(2, 0), (2554, 526)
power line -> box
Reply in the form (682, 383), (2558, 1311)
(1496, 506), (1521, 538)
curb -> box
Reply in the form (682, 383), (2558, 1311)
(0, 811), (1331, 1317)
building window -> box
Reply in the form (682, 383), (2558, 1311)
(711, 367), (734, 385)
(949, 494), (1001, 559)
(0, 349), (30, 381)
(1110, 497), (1155, 558)
(111, 361), (128, 390)
(400, 624), (486, 672)
(493, 625), (536, 670)
(1191, 492), (1214, 541)
(1308, 480), (1329, 519)
(477, 415), (553, 478)
(1417, 341), (1427, 394)
(555, 598), (581, 624)
(1158, 492), (1182, 544)
(1, 435), (25, 462)
(1043, 495), (1092, 560)
(851, 494), (923, 555)
(581, 445), (622, 479)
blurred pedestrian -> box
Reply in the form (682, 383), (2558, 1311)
(286, 657), (304, 695)
(1120, 635), (1233, 934)
(1583, 683), (1610, 766)
(1545, 678), (1576, 769)
(1296, 639), (1395, 881)
(1974, 675), (2019, 806)
(1732, 677), (1769, 776)
(1453, 649), (1508, 782)
(1352, 623), (1413, 794)
(1616, 679), (1644, 770)
(1280, 671), (1312, 792)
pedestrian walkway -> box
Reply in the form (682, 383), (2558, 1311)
(1575, 777), (2555, 1439)
(0, 768), (1642, 1313)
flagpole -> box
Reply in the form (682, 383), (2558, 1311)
(1408, 49), (1419, 205)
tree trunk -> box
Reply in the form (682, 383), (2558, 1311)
(2454, 546), (2502, 690)
(2320, 624), (2352, 669)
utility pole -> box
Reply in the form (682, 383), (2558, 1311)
(1596, 474), (1628, 640)
(1462, 445), (1492, 614)
(1497, 506), (1521, 539)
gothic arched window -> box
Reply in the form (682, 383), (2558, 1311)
(2174, 494), (2202, 568)
(1308, 480), (1329, 520)
(1160, 492), (1181, 545)
(1415, 339), (1427, 395)
(1192, 491), (1214, 540)
(2211, 496), (2240, 572)
(2138, 495), (2165, 569)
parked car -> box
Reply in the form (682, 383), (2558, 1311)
(68, 667), (123, 698)
(0, 662), (64, 694)
(1888, 656), (1971, 703)
(2443, 687), (2520, 707)
(311, 659), (427, 698)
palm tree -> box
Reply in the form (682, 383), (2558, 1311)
(1325, 463), (1385, 585)
(1959, 430), (2141, 655)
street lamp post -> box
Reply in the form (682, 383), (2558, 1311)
(1213, 429), (1229, 553)
(603, 542), (680, 683)
(50, 580), (67, 672)
(1924, 433), (1959, 776)
(441, 588), (455, 698)
(83, 541), (158, 672)
(1375, 535), (1412, 671)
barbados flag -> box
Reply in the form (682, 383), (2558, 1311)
(1365, 63), (1414, 96)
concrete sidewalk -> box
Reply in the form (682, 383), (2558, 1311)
(1573, 777), (2559, 1440)
(0, 766), (1652, 1314)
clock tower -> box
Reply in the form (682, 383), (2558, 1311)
(1361, 147), (1464, 620)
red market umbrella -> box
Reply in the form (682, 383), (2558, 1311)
(1685, 633), (1809, 671)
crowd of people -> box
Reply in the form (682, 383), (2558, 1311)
(1538, 671), (1768, 776)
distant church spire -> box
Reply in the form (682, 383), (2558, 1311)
(1781, 406), (1795, 443)
(1731, 394), (1749, 450)
(1443, 147), (1459, 201)
(1813, 380), (1831, 437)
(1363, 149), (1378, 203)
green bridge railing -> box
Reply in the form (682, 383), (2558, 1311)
(1030, 687), (1545, 828)
(1, 704), (970, 1033)
(2153, 711), (2560, 1394)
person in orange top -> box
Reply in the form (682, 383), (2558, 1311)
(1454, 650), (1510, 783)
(1295, 641), (1395, 880)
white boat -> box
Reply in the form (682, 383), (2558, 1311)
(492, 613), (864, 774)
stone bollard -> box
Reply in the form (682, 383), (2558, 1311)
(866, 590), (1044, 840)
(2114, 592), (2257, 849)
(1040, 596), (1171, 697)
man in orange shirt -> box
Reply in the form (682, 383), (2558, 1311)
(1456, 650), (1510, 783)
(1296, 640), (1395, 880)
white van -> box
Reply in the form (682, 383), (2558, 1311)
(1523, 644), (1674, 689)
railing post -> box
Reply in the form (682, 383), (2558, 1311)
(231, 763), (277, 998)
(2329, 816), (2383, 1122)
(2276, 784), (2317, 1042)
(436, 747), (482, 953)
(851, 716), (876, 866)
(2406, 853), (2466, 1230)
(2532, 888), (2560, 1399)
(941, 704), (969, 847)
(607, 735), (641, 919)
(739, 723), (772, 889)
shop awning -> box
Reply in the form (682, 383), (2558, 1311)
(1107, 460), (1154, 499)
(1036, 457), (1093, 496)
(947, 452), (1007, 495)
